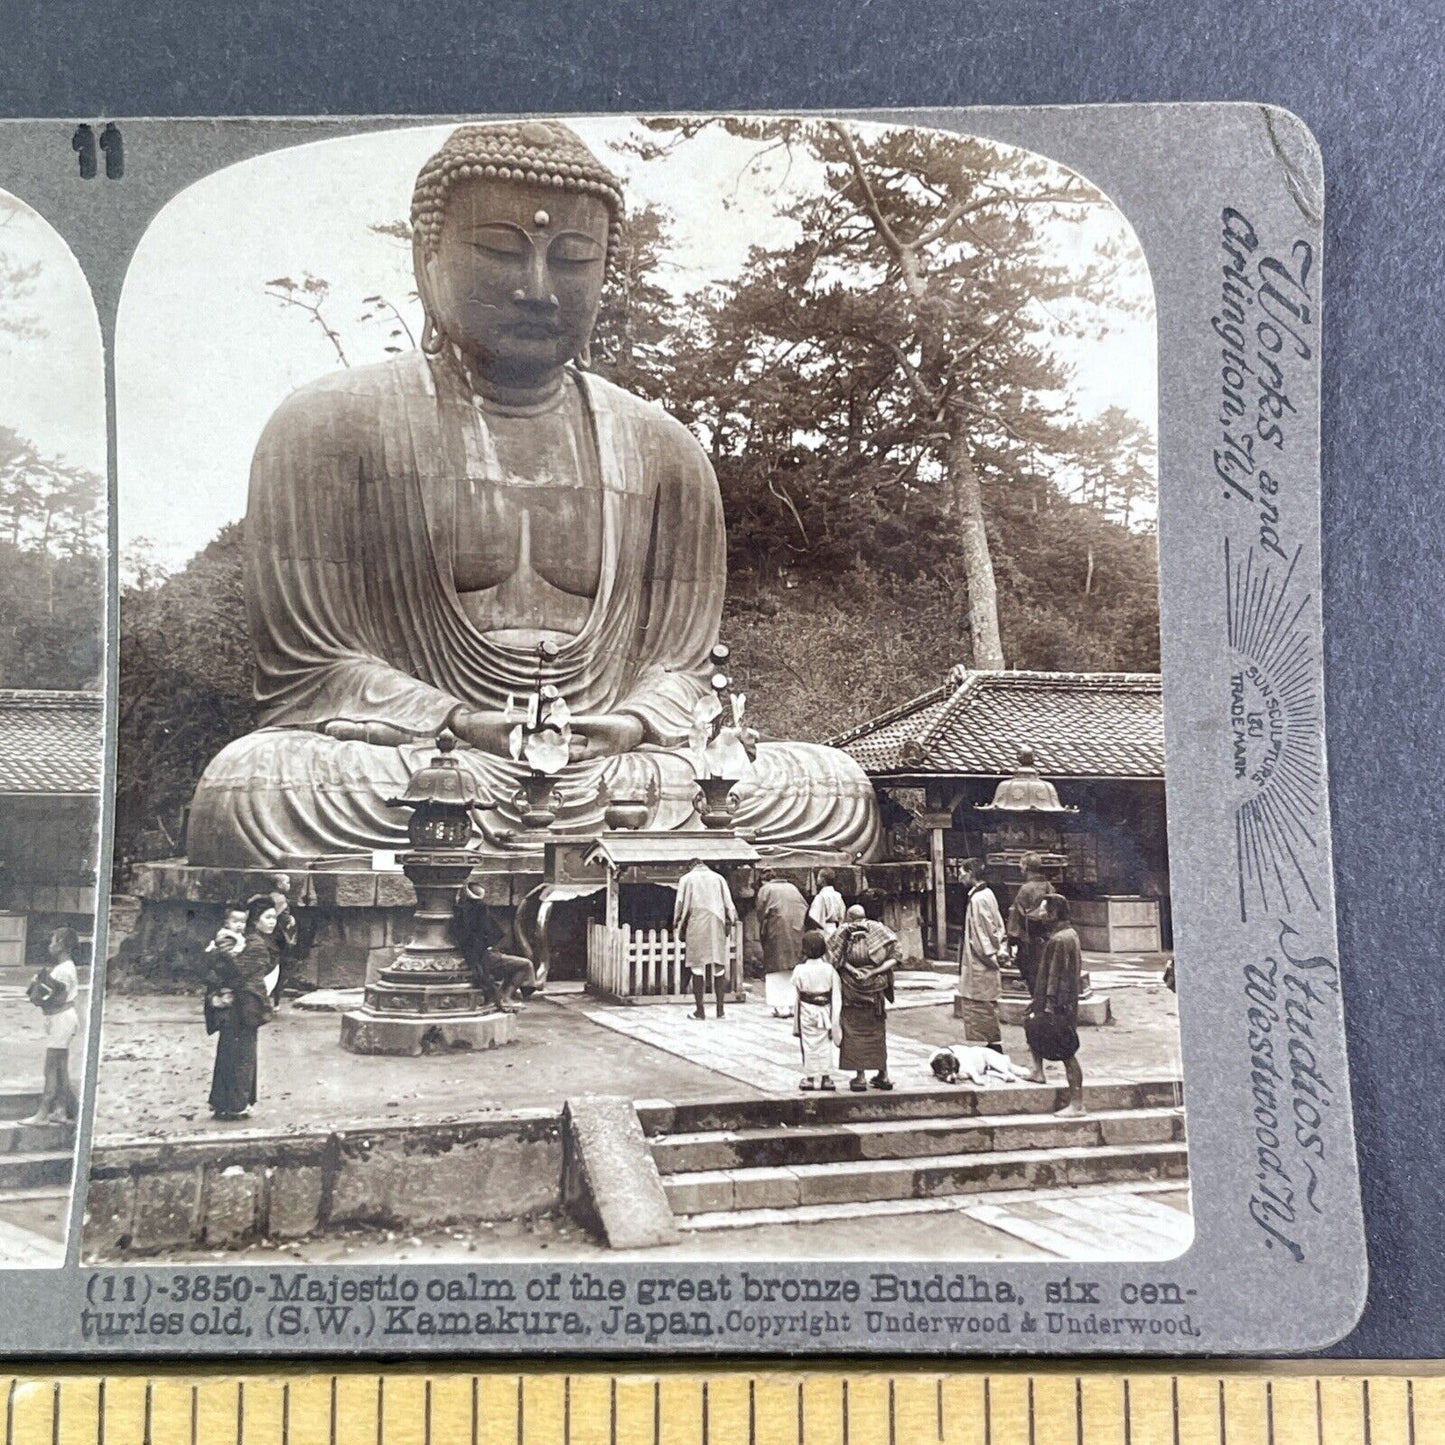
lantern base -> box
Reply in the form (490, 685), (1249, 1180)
(339, 1005), (518, 1056)
(990, 992), (1113, 1027)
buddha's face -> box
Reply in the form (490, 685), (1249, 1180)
(422, 175), (610, 388)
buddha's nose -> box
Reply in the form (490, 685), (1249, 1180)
(512, 251), (560, 311)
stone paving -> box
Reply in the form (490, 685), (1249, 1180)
(89, 981), (1183, 1142)
(567, 995), (947, 1095)
(0, 1192), (67, 1265)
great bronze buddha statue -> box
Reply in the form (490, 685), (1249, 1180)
(186, 121), (881, 867)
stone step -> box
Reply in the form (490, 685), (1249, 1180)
(662, 1139), (1187, 1216)
(0, 1120), (75, 1156)
(638, 1079), (1183, 1138)
(0, 1151), (74, 1192)
(677, 1179), (1189, 1236)
(651, 1106), (1183, 1175)
(0, 1093), (43, 1123)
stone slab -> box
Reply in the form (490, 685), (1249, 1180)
(1099, 1112), (1184, 1146)
(81, 1174), (137, 1257)
(86, 1110), (569, 1256)
(0, 1121), (75, 1155)
(338, 1008), (517, 1056)
(0, 1092), (44, 1122)
(662, 1172), (735, 1216)
(725, 1165), (800, 1210)
(0, 1152), (73, 1191)
(794, 1159), (915, 1206)
(265, 1163), (326, 1239)
(131, 1169), (203, 1252)
(562, 1095), (679, 1248)
(201, 1167), (262, 1247)
(327, 1115), (562, 1228)
(641, 1079), (1176, 1136)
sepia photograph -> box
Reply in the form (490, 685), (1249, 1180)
(0, 185), (105, 1265)
(87, 115), (1186, 1266)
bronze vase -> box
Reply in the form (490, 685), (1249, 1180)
(512, 771), (563, 830)
(694, 775), (738, 829)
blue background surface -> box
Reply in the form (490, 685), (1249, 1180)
(2, 0), (1441, 1359)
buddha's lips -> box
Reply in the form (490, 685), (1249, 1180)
(507, 321), (563, 340)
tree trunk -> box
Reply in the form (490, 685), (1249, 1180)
(945, 411), (1005, 670)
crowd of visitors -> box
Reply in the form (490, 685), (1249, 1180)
(667, 856), (1090, 1114)
(182, 853), (1089, 1120)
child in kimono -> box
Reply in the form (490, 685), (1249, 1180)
(791, 929), (841, 1091)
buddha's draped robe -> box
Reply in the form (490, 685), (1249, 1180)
(187, 354), (882, 867)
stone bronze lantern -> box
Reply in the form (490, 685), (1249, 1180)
(973, 745), (1078, 882)
(970, 746), (1108, 1026)
(339, 732), (517, 1056)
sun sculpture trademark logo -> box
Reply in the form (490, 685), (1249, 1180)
(1225, 537), (1324, 922)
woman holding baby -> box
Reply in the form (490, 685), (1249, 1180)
(204, 895), (280, 1120)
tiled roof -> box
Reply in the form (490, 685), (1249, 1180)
(0, 690), (103, 795)
(833, 668), (1163, 779)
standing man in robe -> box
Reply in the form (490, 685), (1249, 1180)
(807, 868), (846, 937)
(1007, 852), (1055, 1000)
(1024, 893), (1086, 1116)
(956, 857), (1009, 1052)
(674, 858), (737, 1021)
(756, 868), (808, 1015)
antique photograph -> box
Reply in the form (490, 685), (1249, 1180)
(87, 115), (1186, 1265)
(0, 186), (105, 1265)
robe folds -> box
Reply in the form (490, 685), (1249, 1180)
(673, 864), (737, 974)
(756, 878), (809, 974)
(187, 354), (882, 867)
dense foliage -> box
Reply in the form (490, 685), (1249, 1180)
(0, 425), (104, 691)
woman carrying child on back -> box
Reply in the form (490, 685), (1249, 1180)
(828, 903), (901, 1092)
(204, 896), (280, 1120)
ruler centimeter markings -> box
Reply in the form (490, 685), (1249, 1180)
(0, 1370), (1441, 1443)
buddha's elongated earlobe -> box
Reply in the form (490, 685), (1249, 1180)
(421, 312), (443, 357)
(574, 338), (592, 370)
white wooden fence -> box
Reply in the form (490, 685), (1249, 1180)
(586, 922), (743, 1002)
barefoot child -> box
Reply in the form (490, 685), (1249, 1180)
(792, 929), (840, 1091)
(23, 928), (81, 1124)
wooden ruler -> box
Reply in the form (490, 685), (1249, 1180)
(1, 1367), (1442, 1444)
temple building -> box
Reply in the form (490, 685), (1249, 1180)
(0, 690), (102, 971)
(834, 669), (1169, 960)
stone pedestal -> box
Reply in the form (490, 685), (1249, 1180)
(339, 848), (514, 1057)
(990, 992), (1113, 1027)
(956, 960), (1113, 1028)
(339, 1006), (517, 1056)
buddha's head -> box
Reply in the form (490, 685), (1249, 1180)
(411, 122), (625, 391)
